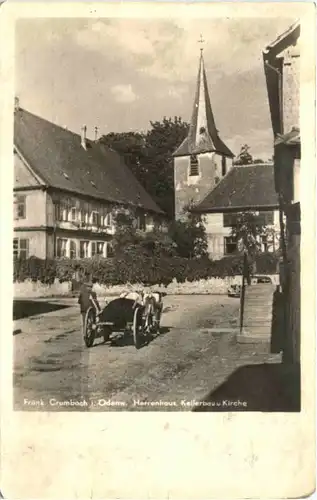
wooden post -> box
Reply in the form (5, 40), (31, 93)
(239, 251), (248, 333)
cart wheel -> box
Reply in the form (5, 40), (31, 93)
(84, 307), (95, 348)
(133, 306), (144, 349)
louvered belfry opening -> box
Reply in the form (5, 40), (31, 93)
(189, 155), (199, 176)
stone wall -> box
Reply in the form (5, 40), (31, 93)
(13, 275), (280, 299)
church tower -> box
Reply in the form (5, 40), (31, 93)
(173, 47), (234, 219)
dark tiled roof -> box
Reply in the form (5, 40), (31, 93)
(14, 108), (163, 214)
(173, 53), (234, 158)
(192, 163), (279, 213)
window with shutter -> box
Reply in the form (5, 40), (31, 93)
(224, 236), (237, 255)
(19, 239), (29, 259)
(14, 195), (26, 219)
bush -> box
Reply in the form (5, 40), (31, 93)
(13, 256), (56, 284)
(13, 252), (279, 286)
(255, 252), (279, 274)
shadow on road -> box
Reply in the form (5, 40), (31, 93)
(13, 300), (71, 320)
(193, 362), (300, 412)
(94, 326), (172, 349)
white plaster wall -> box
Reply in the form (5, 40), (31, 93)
(14, 190), (47, 228)
(204, 213), (231, 260)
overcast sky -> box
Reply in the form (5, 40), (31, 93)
(15, 17), (295, 160)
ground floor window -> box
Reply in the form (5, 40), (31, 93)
(224, 236), (237, 255)
(96, 241), (104, 256)
(69, 240), (77, 259)
(56, 238), (67, 258)
(79, 241), (89, 258)
(261, 235), (268, 253)
(106, 242), (114, 258)
(13, 238), (29, 259)
(56, 238), (113, 258)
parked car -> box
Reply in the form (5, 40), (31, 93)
(253, 275), (273, 284)
(227, 276), (273, 297)
(227, 284), (242, 298)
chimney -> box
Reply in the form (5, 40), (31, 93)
(94, 126), (98, 141)
(81, 125), (87, 150)
(14, 96), (20, 111)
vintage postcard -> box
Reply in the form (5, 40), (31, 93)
(0, 1), (315, 498)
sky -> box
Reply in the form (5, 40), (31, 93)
(15, 16), (295, 160)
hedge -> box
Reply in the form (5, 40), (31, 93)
(13, 252), (279, 286)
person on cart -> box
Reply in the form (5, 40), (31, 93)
(78, 276), (101, 333)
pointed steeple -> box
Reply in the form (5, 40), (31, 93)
(173, 51), (233, 158)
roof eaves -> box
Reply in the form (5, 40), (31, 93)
(191, 204), (279, 214)
(263, 20), (300, 57)
(47, 184), (164, 214)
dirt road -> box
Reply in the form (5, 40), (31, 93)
(13, 295), (279, 411)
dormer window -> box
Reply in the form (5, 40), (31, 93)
(189, 155), (199, 176)
(199, 126), (206, 135)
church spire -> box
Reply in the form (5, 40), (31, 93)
(173, 45), (233, 158)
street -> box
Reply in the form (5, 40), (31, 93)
(14, 295), (281, 411)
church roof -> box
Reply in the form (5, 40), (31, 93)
(14, 107), (163, 214)
(173, 52), (234, 158)
(191, 163), (279, 213)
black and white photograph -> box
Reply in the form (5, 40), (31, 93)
(11, 13), (303, 413)
(1, 2), (316, 499)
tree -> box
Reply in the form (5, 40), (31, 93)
(234, 145), (268, 166)
(98, 132), (148, 187)
(112, 207), (140, 255)
(231, 211), (266, 256)
(143, 117), (189, 218)
(169, 202), (208, 259)
(99, 117), (189, 220)
(234, 144), (253, 165)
